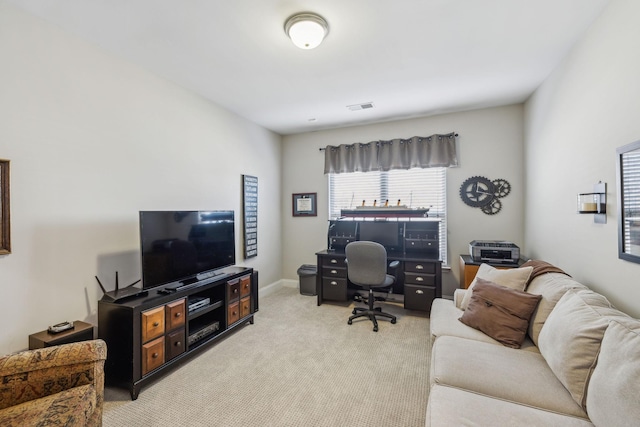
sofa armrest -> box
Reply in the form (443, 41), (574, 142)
(0, 339), (107, 410)
(454, 289), (468, 309)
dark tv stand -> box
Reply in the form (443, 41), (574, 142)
(98, 266), (258, 399)
(163, 271), (228, 293)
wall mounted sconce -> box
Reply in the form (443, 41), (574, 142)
(577, 181), (606, 224)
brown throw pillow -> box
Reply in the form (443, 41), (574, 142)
(459, 278), (542, 348)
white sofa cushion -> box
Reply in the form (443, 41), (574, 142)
(431, 336), (587, 418)
(525, 272), (588, 346)
(460, 263), (533, 310)
(538, 289), (628, 409)
(426, 384), (595, 427)
(586, 318), (640, 425)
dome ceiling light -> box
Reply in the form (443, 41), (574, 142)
(284, 12), (329, 50)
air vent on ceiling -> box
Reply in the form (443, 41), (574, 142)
(347, 102), (375, 111)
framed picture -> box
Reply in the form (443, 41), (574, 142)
(616, 140), (640, 264)
(242, 175), (258, 259)
(0, 159), (10, 255)
(292, 193), (317, 217)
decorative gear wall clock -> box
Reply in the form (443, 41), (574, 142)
(459, 176), (511, 215)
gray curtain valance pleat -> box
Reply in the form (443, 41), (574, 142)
(323, 132), (458, 174)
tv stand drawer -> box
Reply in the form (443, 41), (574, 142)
(228, 301), (240, 325)
(166, 328), (185, 361)
(141, 306), (165, 343)
(166, 299), (186, 330)
(142, 336), (165, 375)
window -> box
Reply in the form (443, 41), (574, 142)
(328, 168), (447, 265)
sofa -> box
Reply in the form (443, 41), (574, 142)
(0, 339), (107, 427)
(426, 260), (640, 426)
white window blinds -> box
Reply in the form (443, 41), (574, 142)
(328, 167), (448, 265)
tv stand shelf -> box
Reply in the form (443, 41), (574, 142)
(98, 266), (258, 400)
(189, 299), (223, 319)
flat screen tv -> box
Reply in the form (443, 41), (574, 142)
(139, 210), (236, 290)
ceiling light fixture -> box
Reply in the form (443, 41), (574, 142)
(284, 12), (329, 50)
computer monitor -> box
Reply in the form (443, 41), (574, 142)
(358, 222), (401, 251)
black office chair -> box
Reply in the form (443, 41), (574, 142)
(345, 241), (398, 332)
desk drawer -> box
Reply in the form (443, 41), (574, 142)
(404, 272), (436, 286)
(404, 239), (438, 251)
(322, 256), (346, 268)
(322, 278), (348, 301)
(404, 284), (436, 313)
(322, 266), (347, 279)
(405, 261), (436, 274)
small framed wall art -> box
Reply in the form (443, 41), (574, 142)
(292, 193), (317, 217)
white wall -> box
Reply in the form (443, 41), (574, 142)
(0, 2), (282, 354)
(282, 104), (526, 297)
(524, 0), (640, 318)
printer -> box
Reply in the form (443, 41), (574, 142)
(469, 240), (520, 263)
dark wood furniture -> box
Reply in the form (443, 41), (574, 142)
(316, 250), (441, 314)
(28, 321), (94, 349)
(98, 266), (257, 400)
(458, 255), (527, 288)
(319, 218), (442, 314)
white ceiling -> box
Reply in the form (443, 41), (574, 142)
(8, 0), (611, 135)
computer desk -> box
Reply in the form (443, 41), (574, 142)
(315, 249), (442, 314)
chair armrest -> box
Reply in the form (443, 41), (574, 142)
(0, 339), (107, 410)
(454, 289), (468, 309)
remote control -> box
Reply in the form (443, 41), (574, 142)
(48, 321), (74, 334)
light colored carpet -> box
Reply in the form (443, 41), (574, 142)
(103, 286), (431, 427)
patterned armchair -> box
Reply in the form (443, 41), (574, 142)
(0, 339), (107, 427)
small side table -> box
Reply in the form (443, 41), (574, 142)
(29, 321), (95, 349)
(459, 255), (527, 289)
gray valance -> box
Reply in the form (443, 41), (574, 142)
(323, 132), (458, 174)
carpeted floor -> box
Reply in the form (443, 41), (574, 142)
(103, 286), (431, 427)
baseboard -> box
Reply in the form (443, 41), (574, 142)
(258, 279), (298, 299)
(280, 279), (298, 289)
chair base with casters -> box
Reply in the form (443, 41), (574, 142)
(348, 287), (396, 332)
(345, 240), (399, 332)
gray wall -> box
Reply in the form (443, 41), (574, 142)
(524, 0), (640, 318)
(282, 104), (526, 297)
(0, 3), (282, 354)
